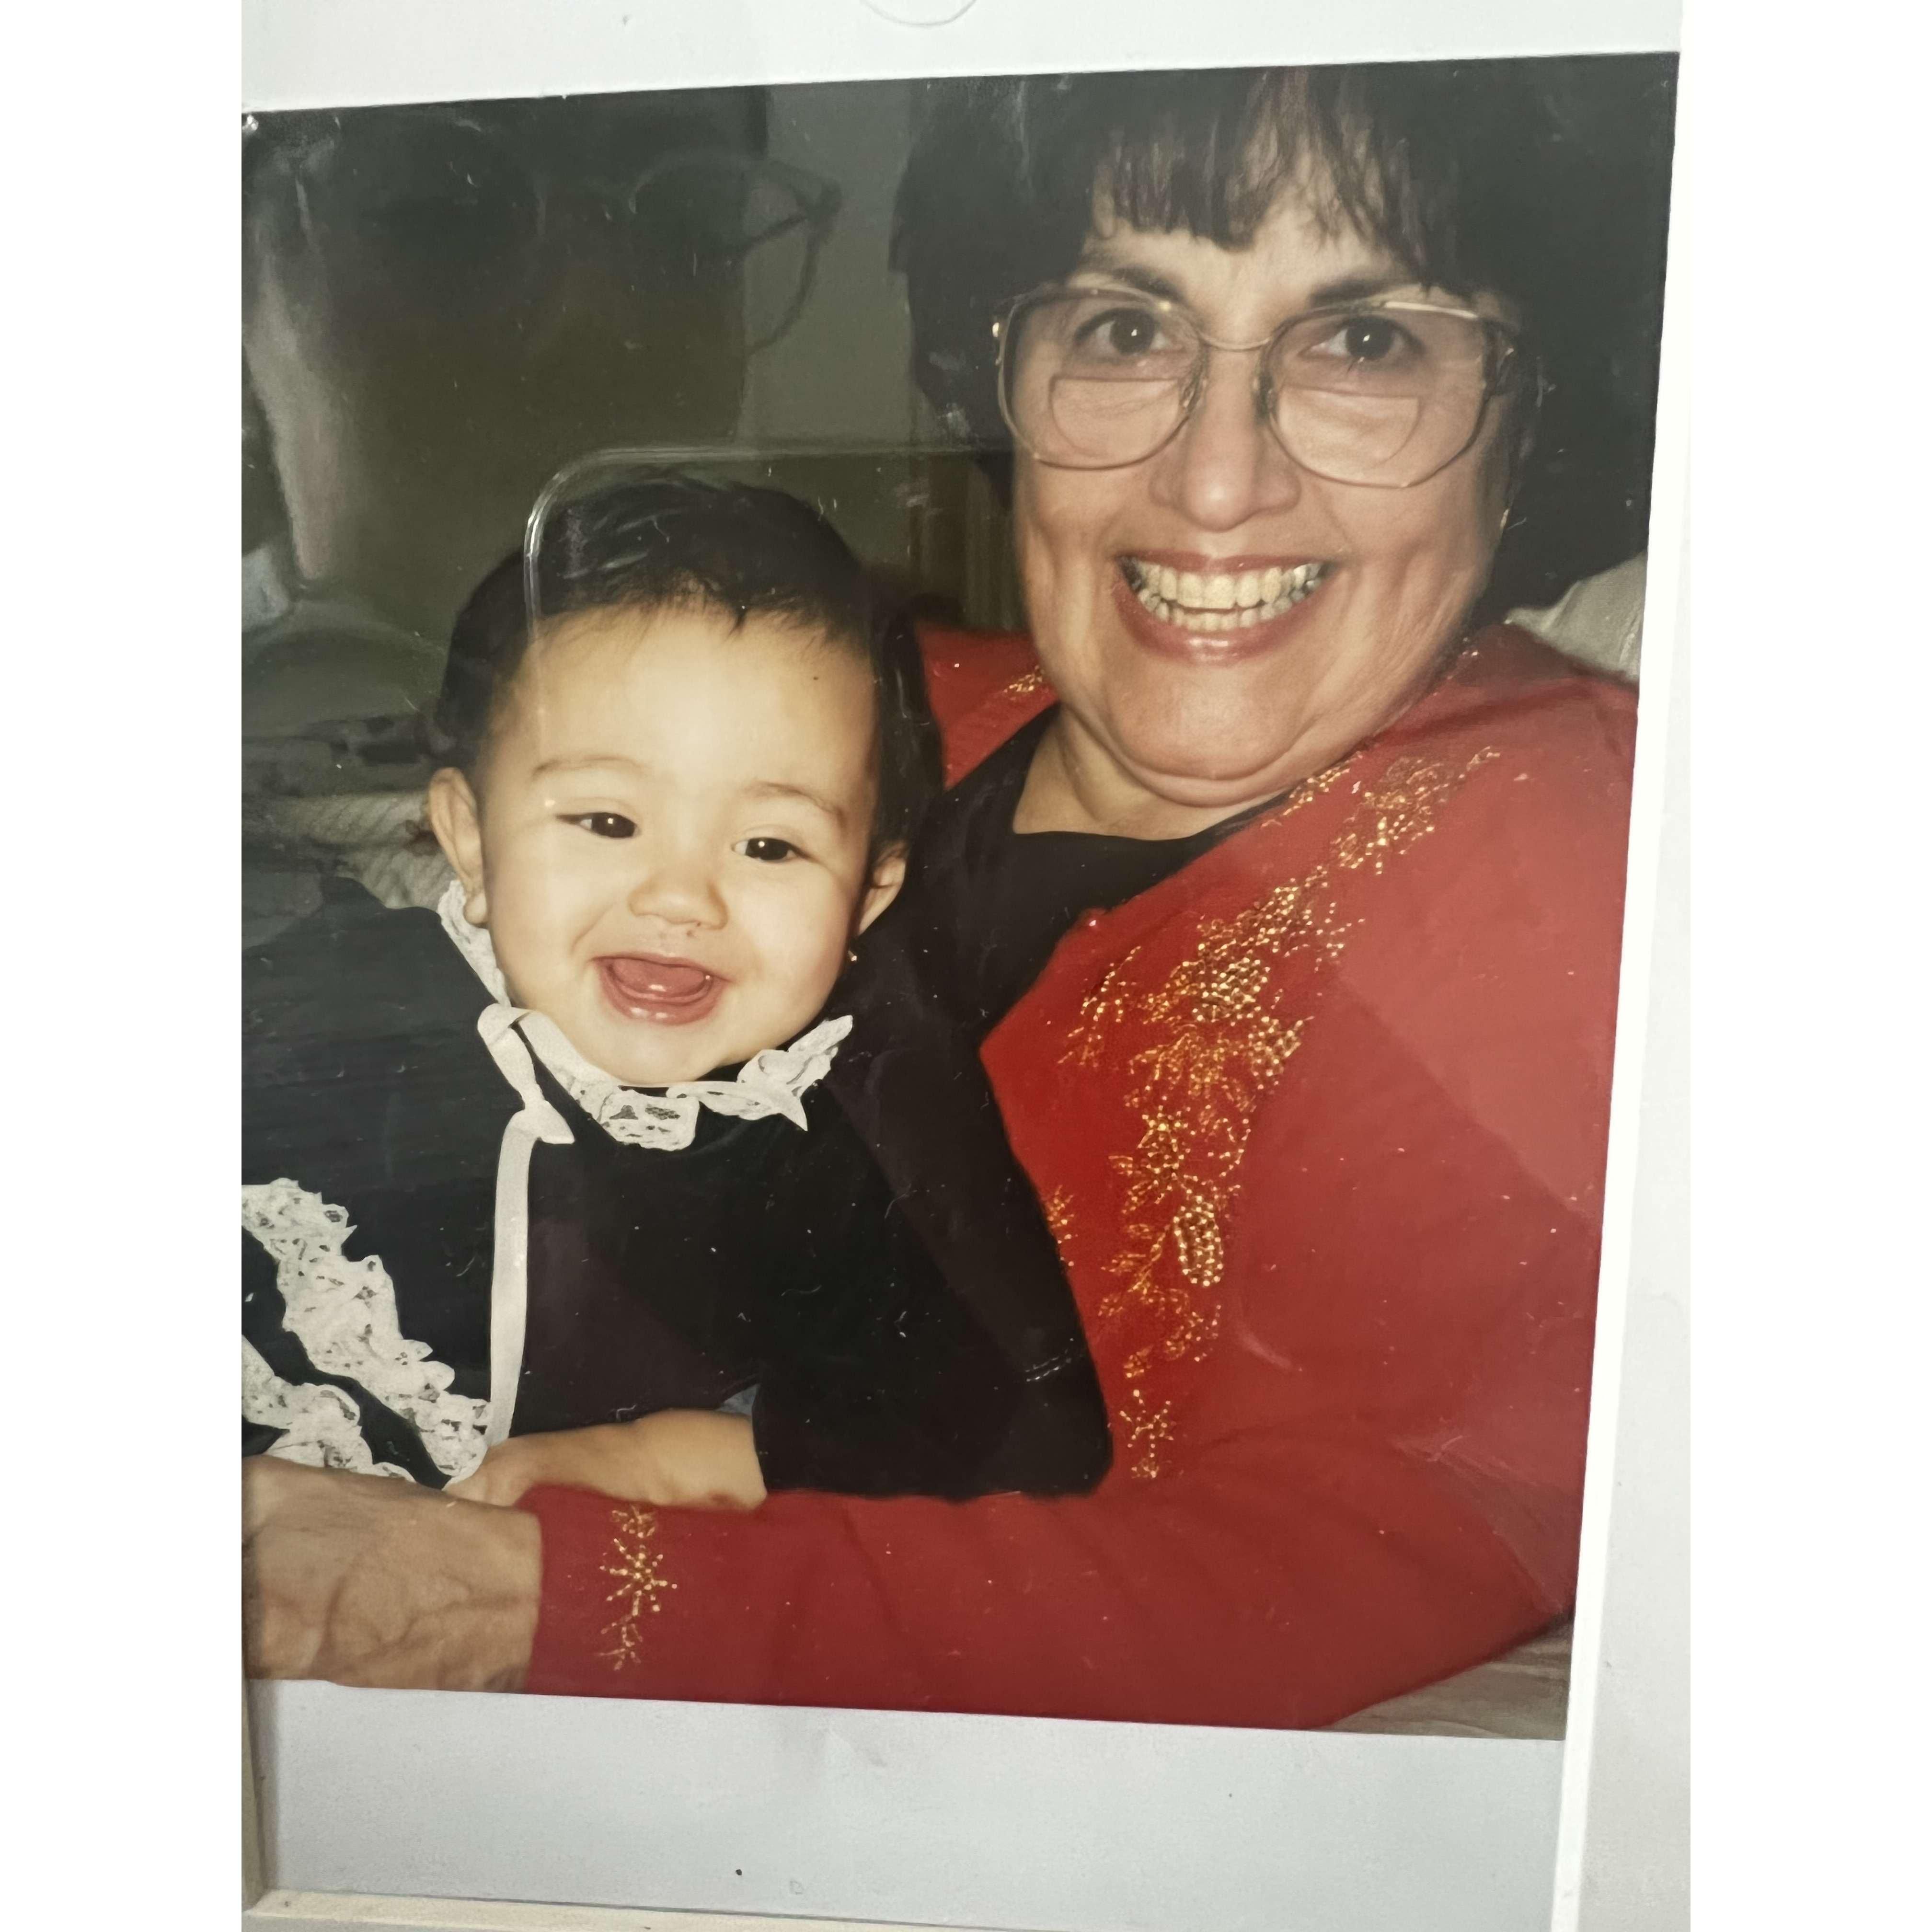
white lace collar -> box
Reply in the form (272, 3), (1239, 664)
(435, 880), (847, 1150)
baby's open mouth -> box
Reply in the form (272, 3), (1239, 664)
(597, 954), (724, 1021)
(1120, 556), (1330, 633)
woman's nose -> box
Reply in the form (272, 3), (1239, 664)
(625, 846), (726, 929)
(1149, 349), (1301, 532)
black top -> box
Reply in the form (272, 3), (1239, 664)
(879, 709), (1285, 1040)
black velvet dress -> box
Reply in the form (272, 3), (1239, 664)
(242, 877), (1105, 1498)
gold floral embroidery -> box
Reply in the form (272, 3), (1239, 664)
(1118, 1383), (1176, 1481)
(1065, 749), (1498, 1473)
(1332, 747), (1499, 874)
(997, 668), (1047, 702)
(598, 1503), (675, 1670)
(1041, 1184), (1077, 1254)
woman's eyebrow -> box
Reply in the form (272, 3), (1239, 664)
(1070, 256), (1188, 304)
(1071, 253), (1423, 312)
(1305, 272), (1431, 306)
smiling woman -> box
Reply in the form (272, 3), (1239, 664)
(244, 58), (1676, 1736)
(1007, 192), (1523, 831)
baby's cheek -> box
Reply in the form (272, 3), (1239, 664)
(762, 882), (856, 1006)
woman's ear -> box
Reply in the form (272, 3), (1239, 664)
(426, 768), (489, 925)
(855, 844), (908, 935)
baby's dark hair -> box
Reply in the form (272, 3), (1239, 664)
(430, 472), (942, 856)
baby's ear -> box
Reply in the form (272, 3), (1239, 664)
(855, 843), (908, 934)
(426, 768), (489, 925)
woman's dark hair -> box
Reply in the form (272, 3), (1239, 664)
(430, 472), (942, 854)
(892, 59), (1677, 614)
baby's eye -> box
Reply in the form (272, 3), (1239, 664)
(563, 812), (637, 839)
(735, 836), (799, 863)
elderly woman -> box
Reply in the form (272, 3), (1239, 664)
(245, 60), (1671, 1727)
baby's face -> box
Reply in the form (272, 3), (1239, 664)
(436, 605), (897, 1085)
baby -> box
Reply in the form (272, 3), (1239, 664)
(242, 474), (1109, 1511)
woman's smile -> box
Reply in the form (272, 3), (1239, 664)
(1113, 550), (1334, 663)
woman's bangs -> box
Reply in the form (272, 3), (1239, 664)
(1086, 70), (1439, 283)
(1085, 74), (1298, 251)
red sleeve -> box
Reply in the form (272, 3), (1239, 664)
(520, 1422), (1558, 1725)
(518, 682), (1632, 1727)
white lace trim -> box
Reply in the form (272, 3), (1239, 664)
(436, 878), (848, 1149)
(438, 878), (513, 1001)
(242, 1178), (490, 1482)
(242, 1337), (411, 1479)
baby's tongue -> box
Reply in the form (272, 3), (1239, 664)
(604, 956), (713, 1001)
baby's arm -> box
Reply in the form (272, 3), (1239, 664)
(449, 1411), (767, 1512)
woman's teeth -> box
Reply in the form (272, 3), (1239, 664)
(1122, 558), (1328, 632)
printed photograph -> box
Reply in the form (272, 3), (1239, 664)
(241, 56), (1677, 1737)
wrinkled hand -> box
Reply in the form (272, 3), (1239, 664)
(242, 1458), (542, 1691)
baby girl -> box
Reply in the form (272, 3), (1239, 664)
(242, 473), (1108, 1511)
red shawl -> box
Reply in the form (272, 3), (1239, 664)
(519, 623), (1635, 1728)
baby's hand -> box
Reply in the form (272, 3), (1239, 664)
(447, 1412), (766, 1512)
(446, 1438), (559, 1509)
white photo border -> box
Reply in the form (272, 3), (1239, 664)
(242, 0), (1685, 109)
(236, 5), (1689, 1928)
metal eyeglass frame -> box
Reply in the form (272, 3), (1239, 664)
(254, 112), (842, 357)
(991, 283), (1537, 488)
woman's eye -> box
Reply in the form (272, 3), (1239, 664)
(735, 836), (799, 863)
(1344, 316), (1404, 361)
(1312, 314), (1414, 366)
(1078, 305), (1169, 360)
(564, 812), (636, 839)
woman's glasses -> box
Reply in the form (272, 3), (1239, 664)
(994, 284), (1529, 487)
(260, 112), (842, 352)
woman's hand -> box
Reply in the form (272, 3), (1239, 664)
(448, 1411), (768, 1513)
(242, 1457), (542, 1691)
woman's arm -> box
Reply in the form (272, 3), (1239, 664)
(242, 1392), (1568, 1725)
(514, 1098), (1598, 1729)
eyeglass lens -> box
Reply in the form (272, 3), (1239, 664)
(289, 124), (824, 334)
(1001, 290), (1497, 484)
(633, 161), (826, 349)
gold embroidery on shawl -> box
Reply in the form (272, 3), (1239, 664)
(1119, 1383), (1177, 1481)
(598, 1503), (676, 1670)
(1041, 1185), (1076, 1253)
(1064, 750), (1498, 1474)
(997, 668), (1048, 702)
